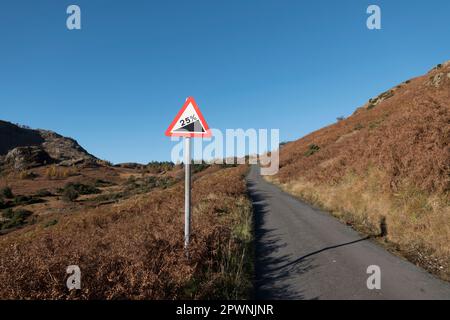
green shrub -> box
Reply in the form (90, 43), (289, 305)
(304, 144), (320, 157)
(126, 175), (137, 185)
(1, 187), (14, 199)
(63, 183), (100, 196)
(13, 195), (44, 206)
(36, 189), (52, 197)
(145, 176), (176, 189)
(192, 162), (210, 174)
(44, 219), (58, 228)
(1, 209), (32, 230)
(125, 176), (177, 195)
(62, 186), (79, 202)
(2, 208), (14, 219)
(145, 161), (175, 174)
(94, 179), (114, 187)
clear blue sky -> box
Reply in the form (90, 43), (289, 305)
(1, 0), (449, 163)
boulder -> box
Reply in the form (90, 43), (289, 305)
(4, 146), (54, 170)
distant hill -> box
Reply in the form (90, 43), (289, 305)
(272, 60), (450, 280)
(0, 121), (97, 170)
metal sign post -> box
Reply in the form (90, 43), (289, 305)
(184, 137), (191, 254)
(165, 97), (212, 259)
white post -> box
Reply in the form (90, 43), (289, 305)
(184, 137), (191, 255)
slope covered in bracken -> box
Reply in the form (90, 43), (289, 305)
(273, 61), (450, 280)
(0, 165), (253, 299)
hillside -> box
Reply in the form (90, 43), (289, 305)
(0, 121), (97, 170)
(0, 159), (252, 299)
(271, 61), (450, 280)
(0, 117), (254, 299)
(0, 122), (253, 299)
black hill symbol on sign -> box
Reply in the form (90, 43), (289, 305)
(174, 120), (205, 133)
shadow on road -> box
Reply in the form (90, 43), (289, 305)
(248, 179), (315, 300)
(247, 170), (374, 300)
(267, 236), (371, 273)
(247, 166), (450, 300)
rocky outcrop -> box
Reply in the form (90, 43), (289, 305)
(0, 121), (44, 155)
(114, 163), (145, 169)
(427, 61), (450, 88)
(4, 146), (54, 170)
(38, 130), (95, 163)
(0, 121), (97, 170)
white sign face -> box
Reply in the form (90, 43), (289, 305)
(171, 102), (205, 133)
(165, 97), (211, 138)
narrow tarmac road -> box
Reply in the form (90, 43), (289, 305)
(247, 166), (450, 300)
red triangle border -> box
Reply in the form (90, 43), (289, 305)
(165, 97), (212, 138)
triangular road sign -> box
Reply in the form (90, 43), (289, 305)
(165, 97), (212, 137)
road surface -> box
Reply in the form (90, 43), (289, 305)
(247, 165), (450, 300)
